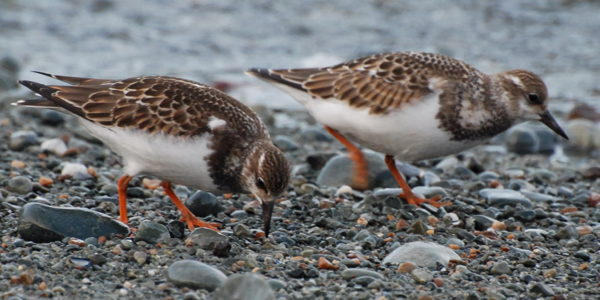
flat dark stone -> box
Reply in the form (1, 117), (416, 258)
(185, 191), (224, 218)
(17, 203), (130, 243)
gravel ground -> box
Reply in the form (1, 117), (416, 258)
(1, 1), (600, 300)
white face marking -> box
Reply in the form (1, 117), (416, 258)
(208, 116), (227, 130)
(258, 152), (266, 169)
(508, 75), (523, 88)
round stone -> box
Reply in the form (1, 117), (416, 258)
(9, 131), (38, 151)
(134, 220), (170, 244)
(166, 260), (226, 291)
(185, 191), (224, 217)
(213, 274), (275, 300)
(8, 176), (33, 195)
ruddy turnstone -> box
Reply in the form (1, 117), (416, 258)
(14, 72), (290, 236)
(246, 52), (568, 207)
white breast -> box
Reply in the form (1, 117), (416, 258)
(303, 94), (487, 161)
(81, 121), (219, 192)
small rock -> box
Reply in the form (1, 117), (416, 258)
(411, 269), (433, 284)
(490, 261), (511, 275)
(213, 241), (231, 258)
(407, 219), (428, 236)
(382, 241), (461, 267)
(233, 224), (252, 239)
(479, 188), (532, 208)
(134, 221), (170, 244)
(167, 220), (186, 239)
(341, 269), (384, 281)
(299, 127), (333, 142)
(306, 153), (337, 170)
(316, 152), (388, 190)
(185, 191), (224, 217)
(9, 131), (38, 151)
(166, 260), (226, 291)
(213, 274), (275, 300)
(583, 166), (600, 180)
(273, 135), (299, 151)
(40, 110), (65, 126)
(556, 224), (579, 240)
(17, 203), (129, 243)
(505, 127), (540, 154)
(563, 119), (596, 154)
(186, 228), (227, 250)
(267, 279), (286, 292)
(530, 282), (555, 297)
(40, 138), (68, 156)
(61, 162), (88, 177)
(7, 176), (33, 195)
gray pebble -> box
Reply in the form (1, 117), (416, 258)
(214, 274), (275, 300)
(134, 220), (170, 244)
(341, 269), (384, 281)
(9, 130), (38, 151)
(382, 241), (461, 267)
(186, 227), (227, 250)
(267, 279), (286, 292)
(166, 260), (226, 291)
(233, 224), (252, 239)
(505, 127), (540, 154)
(185, 190), (224, 217)
(490, 261), (511, 275)
(556, 224), (578, 240)
(273, 135), (299, 151)
(411, 269), (433, 284)
(7, 176), (33, 195)
(316, 152), (387, 190)
(479, 188), (532, 208)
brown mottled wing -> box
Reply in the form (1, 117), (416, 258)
(250, 52), (475, 114)
(18, 74), (265, 138)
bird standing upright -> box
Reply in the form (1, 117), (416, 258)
(15, 72), (290, 236)
(246, 52), (568, 207)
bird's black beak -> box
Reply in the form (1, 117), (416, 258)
(261, 200), (275, 237)
(539, 111), (569, 140)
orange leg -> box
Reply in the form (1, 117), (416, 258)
(161, 181), (222, 232)
(324, 126), (369, 190)
(117, 175), (133, 225)
(384, 155), (450, 208)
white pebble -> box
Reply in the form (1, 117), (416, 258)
(61, 162), (88, 176)
(40, 138), (67, 156)
(335, 185), (353, 196)
(119, 289), (128, 296)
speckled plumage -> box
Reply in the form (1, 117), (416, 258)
(246, 51), (567, 207)
(15, 72), (290, 235)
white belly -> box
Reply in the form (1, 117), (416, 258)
(81, 121), (219, 192)
(304, 95), (487, 161)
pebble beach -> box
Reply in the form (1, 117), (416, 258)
(1, 1), (600, 299)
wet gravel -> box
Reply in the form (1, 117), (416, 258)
(2, 1), (600, 299)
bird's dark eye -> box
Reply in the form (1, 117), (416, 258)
(256, 178), (267, 190)
(528, 93), (542, 104)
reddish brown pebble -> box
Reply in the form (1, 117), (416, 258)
(20, 271), (34, 285)
(398, 262), (417, 274)
(417, 293), (434, 300)
(69, 238), (86, 247)
(544, 268), (557, 278)
(142, 178), (161, 190)
(553, 295), (567, 300)
(39, 282), (46, 290)
(580, 263), (588, 270)
(357, 217), (368, 225)
(507, 233), (514, 239)
(448, 244), (459, 250)
(488, 180), (502, 188)
(11, 160), (25, 168)
(491, 221), (507, 230)
(577, 225), (593, 236)
(396, 219), (410, 230)
(320, 199), (336, 209)
(87, 166), (97, 177)
(98, 236), (107, 244)
(561, 207), (578, 214)
(427, 215), (438, 226)
(223, 193), (233, 199)
(589, 192), (600, 207)
(318, 257), (338, 270)
(157, 283), (173, 290)
(38, 177), (54, 186)
(433, 277), (444, 287)
(112, 245), (124, 255)
(500, 246), (510, 252)
(255, 232), (266, 239)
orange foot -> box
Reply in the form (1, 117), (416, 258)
(324, 126), (369, 190)
(180, 216), (223, 232)
(400, 193), (450, 208)
(161, 181), (222, 232)
(384, 155), (452, 208)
